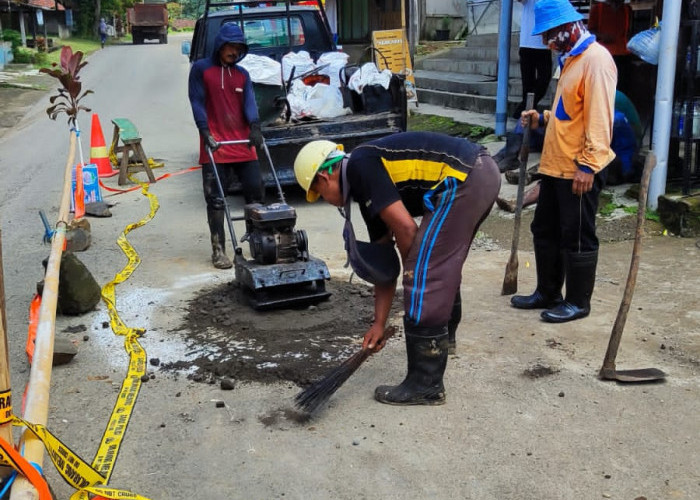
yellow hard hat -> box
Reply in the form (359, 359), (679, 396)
(294, 140), (343, 202)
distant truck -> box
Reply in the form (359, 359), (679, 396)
(128, 1), (169, 44)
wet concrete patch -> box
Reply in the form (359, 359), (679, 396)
(163, 279), (402, 386)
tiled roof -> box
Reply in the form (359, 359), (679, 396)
(23, 0), (66, 11)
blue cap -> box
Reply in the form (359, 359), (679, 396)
(532, 0), (583, 36)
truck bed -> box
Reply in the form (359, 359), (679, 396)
(260, 111), (406, 187)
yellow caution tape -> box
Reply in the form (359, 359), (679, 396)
(0, 178), (156, 500)
(0, 388), (12, 424)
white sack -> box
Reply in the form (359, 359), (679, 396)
(238, 54), (282, 86)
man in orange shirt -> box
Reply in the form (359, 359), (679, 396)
(510, 0), (617, 323)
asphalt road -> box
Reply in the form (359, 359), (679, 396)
(1, 33), (699, 500)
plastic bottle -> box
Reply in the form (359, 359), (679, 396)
(693, 100), (700, 137)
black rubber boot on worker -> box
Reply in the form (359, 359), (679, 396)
(541, 251), (597, 323)
(375, 321), (448, 406)
(511, 242), (564, 309)
(447, 291), (461, 355)
(208, 208), (233, 270)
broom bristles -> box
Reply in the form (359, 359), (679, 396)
(294, 326), (396, 414)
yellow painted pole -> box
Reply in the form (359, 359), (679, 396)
(10, 132), (76, 500)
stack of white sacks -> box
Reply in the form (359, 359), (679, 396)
(239, 50), (393, 120)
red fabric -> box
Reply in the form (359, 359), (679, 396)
(198, 65), (258, 165)
(588, 4), (631, 56)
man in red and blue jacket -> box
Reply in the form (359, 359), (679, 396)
(188, 22), (264, 269)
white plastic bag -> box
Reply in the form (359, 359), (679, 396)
(238, 54), (282, 86)
(627, 24), (661, 65)
(304, 84), (350, 119)
(347, 62), (392, 93)
(317, 51), (350, 88)
(281, 50), (315, 83)
(286, 79), (350, 120)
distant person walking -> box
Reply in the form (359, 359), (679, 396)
(99, 18), (108, 49)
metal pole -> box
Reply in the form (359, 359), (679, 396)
(649, 1), (682, 210)
(495, 0), (513, 136)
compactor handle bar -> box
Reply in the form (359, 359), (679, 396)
(209, 139), (286, 204)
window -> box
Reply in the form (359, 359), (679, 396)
(243, 17), (306, 48)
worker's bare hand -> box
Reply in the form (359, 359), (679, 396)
(520, 109), (539, 130)
(572, 170), (594, 196)
(362, 323), (389, 353)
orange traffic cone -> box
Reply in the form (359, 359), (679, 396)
(91, 113), (117, 178)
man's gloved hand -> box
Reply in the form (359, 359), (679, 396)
(249, 121), (264, 150)
(200, 129), (220, 151)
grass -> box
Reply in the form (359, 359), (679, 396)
(41, 38), (103, 69)
(408, 113), (494, 142)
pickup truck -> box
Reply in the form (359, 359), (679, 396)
(184, 0), (408, 188)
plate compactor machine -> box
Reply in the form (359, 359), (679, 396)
(207, 140), (331, 310)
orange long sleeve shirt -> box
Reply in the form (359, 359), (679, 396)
(539, 38), (617, 179)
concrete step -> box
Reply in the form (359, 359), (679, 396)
(417, 57), (521, 78)
(463, 33), (518, 48)
(414, 69), (528, 96)
(447, 45), (520, 63)
(416, 88), (521, 116)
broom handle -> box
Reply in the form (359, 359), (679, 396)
(511, 94), (535, 249)
(599, 152), (656, 377)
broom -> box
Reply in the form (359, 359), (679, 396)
(295, 326), (396, 414)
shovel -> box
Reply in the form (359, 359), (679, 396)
(599, 151), (666, 383)
(501, 93), (534, 295)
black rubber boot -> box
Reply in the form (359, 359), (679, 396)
(495, 132), (523, 173)
(447, 291), (461, 355)
(541, 251), (598, 323)
(511, 241), (564, 309)
(375, 320), (448, 406)
(207, 208), (232, 270)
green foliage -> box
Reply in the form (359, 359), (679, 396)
(12, 47), (34, 64)
(408, 113), (494, 141)
(2, 29), (22, 49)
(440, 16), (451, 30)
(39, 46), (93, 126)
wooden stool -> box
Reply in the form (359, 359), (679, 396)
(110, 118), (157, 186)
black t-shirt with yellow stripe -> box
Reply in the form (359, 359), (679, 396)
(345, 132), (484, 241)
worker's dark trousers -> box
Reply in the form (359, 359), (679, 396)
(201, 160), (264, 209)
(531, 172), (607, 254)
(531, 172), (607, 309)
(514, 47), (553, 118)
(403, 152), (501, 328)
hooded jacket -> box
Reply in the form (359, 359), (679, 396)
(188, 23), (259, 164)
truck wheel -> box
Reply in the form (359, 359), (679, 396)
(161, 34), (168, 44)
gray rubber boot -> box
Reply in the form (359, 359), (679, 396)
(374, 319), (448, 406)
(207, 208), (232, 270)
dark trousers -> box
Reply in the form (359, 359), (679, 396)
(531, 172), (607, 254)
(514, 48), (553, 117)
(202, 160), (263, 209)
(403, 153), (501, 327)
